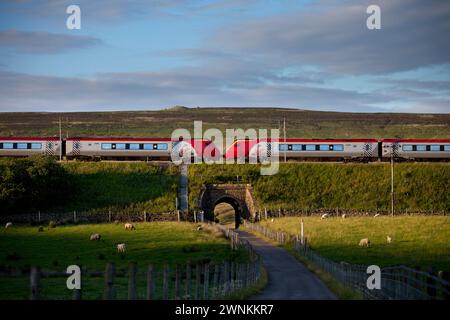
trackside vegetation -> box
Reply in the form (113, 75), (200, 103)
(188, 163), (450, 212)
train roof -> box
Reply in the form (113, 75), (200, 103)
(0, 137), (60, 141)
(66, 137), (210, 142)
(382, 139), (450, 143)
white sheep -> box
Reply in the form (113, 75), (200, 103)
(374, 213), (381, 218)
(117, 243), (126, 253)
(271, 218), (274, 222)
(124, 223), (135, 230)
(5, 222), (12, 229)
(386, 236), (392, 244)
(341, 214), (346, 219)
(359, 238), (370, 247)
(320, 213), (329, 220)
(90, 233), (101, 241)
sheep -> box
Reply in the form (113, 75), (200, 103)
(374, 213), (381, 218)
(271, 218), (274, 222)
(341, 214), (346, 219)
(90, 233), (101, 241)
(38, 226), (44, 232)
(197, 225), (203, 231)
(359, 238), (370, 247)
(124, 223), (135, 230)
(117, 243), (126, 253)
(5, 222), (12, 229)
(320, 213), (329, 220)
(386, 236), (392, 244)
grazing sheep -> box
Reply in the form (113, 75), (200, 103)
(359, 238), (370, 247)
(5, 222), (12, 229)
(117, 243), (126, 253)
(90, 233), (101, 241)
(387, 236), (392, 244)
(374, 213), (381, 218)
(320, 213), (329, 220)
(341, 214), (346, 219)
(271, 218), (274, 222)
(124, 223), (135, 230)
(197, 225), (202, 231)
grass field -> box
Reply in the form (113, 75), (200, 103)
(49, 162), (179, 214)
(256, 216), (450, 272)
(0, 222), (248, 299)
(1, 107), (449, 139)
(189, 163), (450, 212)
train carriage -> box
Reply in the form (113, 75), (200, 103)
(0, 137), (61, 157)
(382, 139), (450, 160)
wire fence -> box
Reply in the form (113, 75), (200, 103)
(244, 221), (450, 300)
(0, 224), (262, 300)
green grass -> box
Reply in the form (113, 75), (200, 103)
(49, 162), (179, 214)
(189, 163), (450, 212)
(0, 222), (249, 299)
(257, 216), (450, 272)
(0, 107), (449, 139)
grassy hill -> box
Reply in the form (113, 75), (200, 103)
(188, 163), (450, 212)
(0, 107), (449, 138)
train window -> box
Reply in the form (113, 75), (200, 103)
(292, 144), (302, 151)
(3, 143), (13, 149)
(129, 143), (140, 150)
(157, 143), (168, 150)
(305, 145), (315, 151)
(402, 145), (413, 151)
(333, 144), (344, 151)
(143, 144), (152, 150)
(279, 144), (288, 151)
(416, 145), (427, 151)
(17, 143), (27, 149)
(319, 145), (329, 151)
(0, 143), (2, 149)
(444, 145), (450, 151)
(116, 143), (126, 150)
(31, 143), (42, 149)
(102, 143), (112, 150)
(430, 145), (440, 151)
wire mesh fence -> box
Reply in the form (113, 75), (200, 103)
(244, 221), (450, 300)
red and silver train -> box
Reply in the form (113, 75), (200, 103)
(0, 136), (449, 161)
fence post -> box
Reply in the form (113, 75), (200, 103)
(185, 263), (191, 299)
(38, 211), (41, 223)
(163, 264), (169, 300)
(104, 263), (115, 300)
(194, 210), (197, 223)
(177, 210), (180, 222)
(146, 264), (154, 300)
(203, 263), (210, 300)
(300, 219), (304, 245)
(175, 264), (180, 299)
(213, 264), (219, 299)
(195, 264), (201, 299)
(128, 263), (137, 300)
(30, 267), (40, 300)
(144, 211), (147, 222)
(264, 208), (267, 220)
(109, 210), (112, 222)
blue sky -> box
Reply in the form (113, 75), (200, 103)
(0, 0), (449, 113)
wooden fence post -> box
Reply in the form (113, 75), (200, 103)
(109, 210), (112, 222)
(203, 263), (210, 300)
(213, 264), (219, 299)
(185, 263), (191, 299)
(146, 264), (154, 300)
(194, 211), (197, 223)
(104, 263), (115, 300)
(163, 264), (169, 300)
(128, 263), (137, 300)
(175, 264), (180, 299)
(30, 267), (40, 300)
(144, 211), (147, 222)
(177, 210), (180, 222)
(195, 264), (201, 299)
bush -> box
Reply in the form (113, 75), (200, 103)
(0, 156), (73, 214)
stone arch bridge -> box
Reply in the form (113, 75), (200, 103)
(198, 184), (257, 228)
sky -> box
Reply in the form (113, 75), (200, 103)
(0, 0), (449, 113)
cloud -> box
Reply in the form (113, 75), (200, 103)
(214, 0), (450, 74)
(0, 30), (102, 54)
(0, 70), (395, 112)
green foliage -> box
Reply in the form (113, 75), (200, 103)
(0, 156), (73, 214)
(189, 163), (450, 211)
(58, 162), (179, 214)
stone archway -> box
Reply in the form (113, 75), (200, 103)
(199, 184), (256, 229)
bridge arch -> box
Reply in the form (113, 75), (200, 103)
(199, 184), (256, 229)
